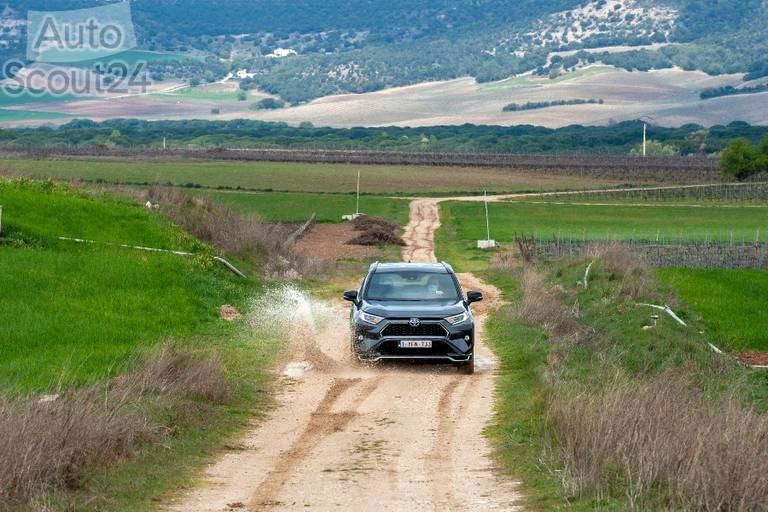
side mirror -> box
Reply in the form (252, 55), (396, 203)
(343, 290), (359, 304)
(466, 291), (483, 305)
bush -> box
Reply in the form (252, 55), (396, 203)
(0, 349), (228, 509)
(250, 97), (286, 110)
(139, 186), (324, 279)
(721, 138), (765, 181)
(515, 268), (594, 344)
(549, 374), (768, 510)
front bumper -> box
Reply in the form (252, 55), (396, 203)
(352, 318), (474, 363)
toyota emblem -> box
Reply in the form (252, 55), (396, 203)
(409, 318), (421, 327)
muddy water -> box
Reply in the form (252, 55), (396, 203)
(168, 200), (521, 512)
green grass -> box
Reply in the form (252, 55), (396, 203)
(0, 157), (618, 195)
(656, 269), (768, 352)
(159, 86), (261, 102)
(0, 178), (291, 511)
(190, 189), (409, 224)
(0, 109), (74, 122)
(54, 50), (198, 68)
(61, 319), (281, 512)
(435, 198), (768, 508)
(0, 180), (245, 392)
(445, 200), (768, 243)
(482, 270), (582, 511)
(0, 86), (85, 107)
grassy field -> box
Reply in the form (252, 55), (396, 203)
(191, 189), (409, 224)
(0, 180), (244, 391)
(0, 109), (74, 122)
(0, 178), (292, 511)
(445, 200), (768, 244)
(0, 157), (621, 195)
(0, 87), (85, 107)
(656, 269), (768, 352)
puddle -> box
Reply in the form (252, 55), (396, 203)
(283, 361), (315, 378)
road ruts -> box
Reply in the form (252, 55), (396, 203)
(168, 198), (520, 512)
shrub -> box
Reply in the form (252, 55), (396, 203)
(515, 268), (594, 344)
(549, 374), (768, 510)
(140, 187), (324, 279)
(0, 349), (228, 509)
(250, 98), (286, 110)
(721, 138), (765, 181)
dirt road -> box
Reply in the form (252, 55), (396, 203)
(169, 200), (520, 512)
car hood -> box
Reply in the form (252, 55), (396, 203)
(362, 300), (465, 318)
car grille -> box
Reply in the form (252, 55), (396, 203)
(378, 339), (453, 357)
(381, 323), (447, 338)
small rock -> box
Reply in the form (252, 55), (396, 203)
(39, 394), (60, 403)
(219, 305), (241, 321)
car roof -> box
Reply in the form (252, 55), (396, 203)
(370, 261), (454, 274)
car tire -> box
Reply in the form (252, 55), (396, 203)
(459, 356), (474, 375)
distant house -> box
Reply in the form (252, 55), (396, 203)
(267, 48), (297, 58)
(235, 68), (256, 79)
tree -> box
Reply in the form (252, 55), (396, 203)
(761, 134), (768, 157)
(721, 138), (763, 181)
(630, 140), (679, 156)
(250, 98), (286, 110)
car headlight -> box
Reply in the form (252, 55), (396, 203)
(445, 312), (469, 325)
(359, 311), (384, 325)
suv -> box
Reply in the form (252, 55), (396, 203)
(343, 262), (483, 374)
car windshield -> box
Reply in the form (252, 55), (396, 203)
(365, 271), (460, 301)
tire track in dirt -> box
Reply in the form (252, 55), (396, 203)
(249, 377), (381, 510)
(168, 197), (521, 512)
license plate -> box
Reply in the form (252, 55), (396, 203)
(399, 340), (432, 349)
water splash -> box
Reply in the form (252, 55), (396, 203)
(247, 285), (337, 333)
(248, 285), (344, 374)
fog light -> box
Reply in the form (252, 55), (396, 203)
(464, 335), (471, 342)
(357, 334), (364, 341)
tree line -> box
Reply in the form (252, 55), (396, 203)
(1, 119), (767, 158)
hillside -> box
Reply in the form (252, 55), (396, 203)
(2, 0), (767, 104)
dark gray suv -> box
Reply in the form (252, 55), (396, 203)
(343, 261), (483, 374)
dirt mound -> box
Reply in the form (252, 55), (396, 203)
(352, 215), (399, 233)
(347, 216), (405, 246)
(347, 226), (405, 246)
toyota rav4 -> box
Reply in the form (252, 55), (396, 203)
(343, 261), (483, 374)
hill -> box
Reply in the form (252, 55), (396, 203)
(3, 0), (768, 104)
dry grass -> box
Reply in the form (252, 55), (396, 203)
(0, 348), (229, 510)
(588, 243), (654, 300)
(549, 374), (768, 511)
(490, 250), (519, 272)
(515, 267), (594, 345)
(139, 186), (326, 279)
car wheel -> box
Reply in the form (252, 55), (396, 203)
(459, 356), (474, 375)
